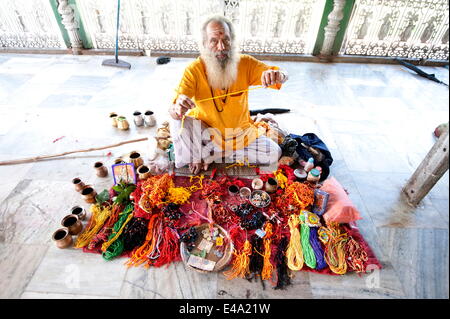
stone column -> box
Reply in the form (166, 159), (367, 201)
(320, 0), (346, 57)
(57, 0), (83, 55)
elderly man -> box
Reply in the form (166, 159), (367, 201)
(169, 15), (288, 174)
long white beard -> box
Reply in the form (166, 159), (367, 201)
(199, 45), (240, 90)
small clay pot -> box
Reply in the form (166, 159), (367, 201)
(70, 205), (86, 221)
(129, 151), (144, 168)
(61, 214), (83, 235)
(133, 111), (144, 127)
(94, 161), (108, 177)
(81, 186), (97, 204)
(251, 178), (264, 190)
(265, 177), (278, 193)
(114, 157), (124, 165)
(137, 165), (151, 180)
(144, 110), (156, 127)
(117, 116), (129, 130)
(110, 112), (118, 127)
(52, 227), (73, 249)
(72, 177), (85, 192)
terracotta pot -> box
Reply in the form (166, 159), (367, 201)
(133, 111), (144, 127)
(137, 165), (151, 180)
(94, 161), (108, 177)
(70, 205), (86, 221)
(265, 177), (278, 193)
(52, 228), (73, 249)
(110, 112), (118, 127)
(61, 214), (83, 235)
(72, 177), (85, 192)
(81, 186), (97, 204)
(129, 151), (144, 168)
(144, 110), (156, 127)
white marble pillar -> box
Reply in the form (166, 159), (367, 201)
(57, 0), (83, 54)
(320, 0), (346, 56)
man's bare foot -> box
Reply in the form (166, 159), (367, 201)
(189, 162), (210, 175)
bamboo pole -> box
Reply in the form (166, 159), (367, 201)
(0, 137), (149, 166)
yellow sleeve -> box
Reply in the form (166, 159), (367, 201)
(172, 66), (197, 104)
(246, 55), (282, 90)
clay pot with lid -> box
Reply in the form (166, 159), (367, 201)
(94, 161), (108, 177)
(117, 116), (129, 130)
(72, 177), (85, 192)
(61, 214), (83, 235)
(52, 227), (73, 249)
(81, 186), (97, 204)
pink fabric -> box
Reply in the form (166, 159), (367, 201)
(321, 177), (362, 224)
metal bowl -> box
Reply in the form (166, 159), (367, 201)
(249, 190), (271, 208)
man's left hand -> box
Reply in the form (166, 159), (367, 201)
(261, 70), (288, 88)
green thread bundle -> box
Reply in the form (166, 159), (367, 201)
(299, 214), (316, 269)
(102, 203), (134, 261)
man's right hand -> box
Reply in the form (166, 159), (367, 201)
(170, 94), (195, 120)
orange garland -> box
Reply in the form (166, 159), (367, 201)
(283, 182), (315, 209)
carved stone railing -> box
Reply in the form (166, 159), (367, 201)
(74, 0), (326, 55)
(340, 0), (449, 60)
(0, 0), (66, 49)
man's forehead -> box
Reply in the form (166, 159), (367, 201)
(206, 21), (230, 37)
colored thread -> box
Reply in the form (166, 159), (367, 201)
(323, 223), (348, 275)
(261, 222), (274, 280)
(224, 239), (252, 280)
(177, 86), (264, 133)
(274, 236), (291, 290)
(74, 204), (112, 248)
(102, 204), (134, 260)
(309, 227), (327, 270)
(345, 236), (368, 273)
(125, 213), (161, 267)
(299, 214), (316, 269)
(152, 226), (181, 267)
(101, 204), (134, 252)
(286, 214), (304, 271)
(88, 204), (122, 250)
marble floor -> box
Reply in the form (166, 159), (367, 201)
(0, 53), (448, 299)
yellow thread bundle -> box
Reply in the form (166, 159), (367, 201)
(286, 214), (304, 271)
(261, 222), (274, 280)
(74, 204), (112, 248)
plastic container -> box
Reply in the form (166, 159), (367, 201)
(303, 157), (314, 172)
(307, 168), (321, 183)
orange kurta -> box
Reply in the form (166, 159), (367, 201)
(173, 54), (281, 151)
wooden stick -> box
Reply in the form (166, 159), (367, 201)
(0, 137), (149, 166)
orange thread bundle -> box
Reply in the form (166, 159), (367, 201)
(224, 239), (252, 280)
(284, 182), (315, 209)
(140, 174), (174, 213)
(125, 213), (161, 267)
(261, 222), (274, 280)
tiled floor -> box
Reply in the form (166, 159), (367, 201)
(0, 53), (448, 299)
